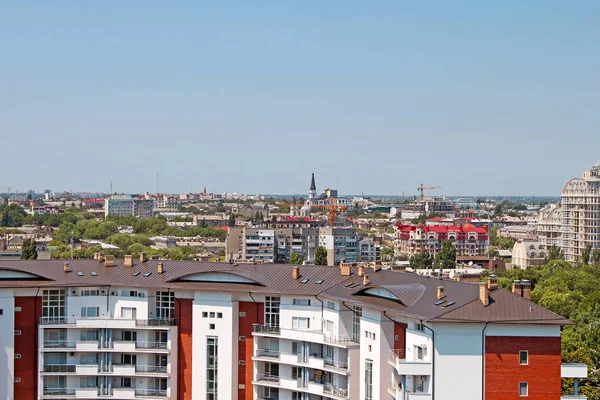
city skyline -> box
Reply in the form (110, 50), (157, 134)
(2, 1), (599, 195)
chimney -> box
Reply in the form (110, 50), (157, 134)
(363, 274), (370, 286)
(521, 280), (532, 301)
(340, 260), (351, 276)
(358, 264), (365, 277)
(479, 282), (489, 306)
(104, 255), (115, 267)
(437, 286), (445, 300)
(124, 255), (133, 268)
(373, 261), (382, 272)
(292, 266), (300, 280)
(512, 280), (522, 295)
(97, 252), (104, 263)
(140, 252), (147, 263)
(488, 274), (498, 290)
(63, 262), (71, 273)
(93, 252), (99, 260)
(158, 262), (164, 274)
(151, 255), (159, 261)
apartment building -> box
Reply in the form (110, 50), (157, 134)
(104, 196), (154, 219)
(226, 227), (358, 266)
(512, 240), (546, 269)
(537, 203), (562, 250)
(358, 238), (381, 262)
(0, 257), (583, 400)
(395, 223), (490, 258)
(400, 198), (456, 220)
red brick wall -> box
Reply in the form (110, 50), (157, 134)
(175, 299), (193, 400)
(14, 296), (42, 400)
(393, 322), (407, 352)
(238, 301), (264, 400)
(485, 336), (561, 400)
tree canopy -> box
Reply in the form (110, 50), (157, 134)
(289, 253), (304, 265)
(20, 238), (38, 260)
(314, 246), (328, 266)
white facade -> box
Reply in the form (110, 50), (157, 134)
(0, 289), (15, 400)
(104, 196), (154, 219)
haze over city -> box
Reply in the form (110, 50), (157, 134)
(2, 0), (599, 195)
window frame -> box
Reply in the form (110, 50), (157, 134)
(519, 350), (528, 365)
(519, 382), (528, 397)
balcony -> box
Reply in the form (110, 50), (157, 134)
(135, 389), (168, 398)
(136, 365), (168, 374)
(39, 317), (175, 328)
(388, 380), (402, 399)
(254, 373), (280, 385)
(387, 350), (432, 376)
(253, 324), (281, 334)
(255, 348), (281, 359)
(42, 340), (76, 349)
(42, 364), (76, 373)
(323, 384), (350, 399)
(41, 388), (76, 397)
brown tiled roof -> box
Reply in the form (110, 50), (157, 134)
(0, 260), (570, 325)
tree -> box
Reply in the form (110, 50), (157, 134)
(290, 253), (304, 265)
(591, 249), (600, 266)
(581, 245), (592, 266)
(546, 245), (564, 262)
(436, 240), (456, 269)
(21, 238), (38, 260)
(409, 250), (433, 269)
(314, 246), (328, 266)
(380, 247), (394, 261)
(228, 213), (236, 227)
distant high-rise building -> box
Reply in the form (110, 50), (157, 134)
(104, 195), (153, 219)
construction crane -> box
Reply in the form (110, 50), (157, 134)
(275, 197), (348, 227)
(417, 183), (441, 201)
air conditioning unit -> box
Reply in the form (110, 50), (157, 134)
(100, 289), (107, 295)
(71, 289), (78, 296)
(138, 293), (145, 298)
(111, 291), (118, 296)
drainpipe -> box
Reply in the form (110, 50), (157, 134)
(481, 322), (489, 400)
(422, 321), (435, 400)
(314, 294), (324, 331)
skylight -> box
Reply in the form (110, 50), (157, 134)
(143, 272), (152, 277)
(91, 272), (97, 276)
(434, 300), (447, 306)
(443, 301), (455, 308)
(300, 279), (309, 284)
(316, 279), (324, 284)
(76, 272), (84, 277)
(132, 272), (140, 276)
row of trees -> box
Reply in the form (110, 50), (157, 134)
(409, 240), (457, 270)
(288, 247), (328, 266)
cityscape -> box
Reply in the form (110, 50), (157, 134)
(2, 2), (600, 400)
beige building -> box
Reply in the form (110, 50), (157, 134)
(512, 240), (546, 269)
(537, 203), (562, 250)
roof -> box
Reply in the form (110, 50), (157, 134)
(0, 259), (569, 325)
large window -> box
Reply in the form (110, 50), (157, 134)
(365, 360), (373, 400)
(352, 306), (362, 342)
(81, 307), (99, 318)
(519, 350), (528, 365)
(42, 289), (66, 319)
(519, 382), (528, 397)
(292, 317), (310, 330)
(156, 291), (175, 319)
(207, 337), (218, 400)
(265, 296), (280, 327)
(80, 330), (98, 341)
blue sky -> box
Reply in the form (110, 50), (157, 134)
(1, 1), (599, 196)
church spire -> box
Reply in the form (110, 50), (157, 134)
(310, 172), (316, 191)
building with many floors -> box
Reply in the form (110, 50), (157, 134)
(104, 196), (154, 220)
(400, 198), (456, 221)
(395, 223), (490, 259)
(226, 226), (358, 266)
(0, 257), (584, 400)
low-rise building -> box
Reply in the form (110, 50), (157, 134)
(512, 239), (546, 269)
(497, 225), (537, 240)
(104, 195), (153, 219)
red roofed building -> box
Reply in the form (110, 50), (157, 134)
(395, 222), (490, 258)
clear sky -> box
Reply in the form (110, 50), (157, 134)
(1, 1), (599, 197)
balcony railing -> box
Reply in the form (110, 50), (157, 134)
(39, 317), (175, 326)
(135, 389), (168, 397)
(136, 341), (168, 349)
(253, 324), (281, 334)
(324, 384), (349, 398)
(255, 373), (280, 384)
(42, 388), (76, 396)
(323, 334), (358, 346)
(324, 358), (349, 371)
(43, 364), (76, 373)
(42, 340), (76, 348)
(136, 365), (168, 373)
(388, 349), (407, 362)
(255, 349), (281, 358)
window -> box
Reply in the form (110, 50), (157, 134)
(325, 301), (336, 310)
(14, 378), (21, 383)
(81, 330), (99, 341)
(202, 312), (208, 318)
(368, 345), (372, 352)
(81, 307), (99, 318)
(365, 360), (373, 400)
(217, 312), (222, 318)
(121, 331), (137, 341)
(238, 360), (246, 366)
(265, 296), (280, 327)
(207, 337), (218, 399)
(120, 377), (132, 388)
(14, 307), (21, 312)
(292, 342), (299, 355)
(415, 322), (425, 332)
(14, 354), (21, 359)
(81, 289), (100, 296)
(155, 291), (175, 319)
(519, 382), (528, 397)
(324, 320), (334, 332)
(519, 350), (528, 365)
(292, 317), (310, 330)
(42, 289), (66, 319)
(209, 312), (215, 318)
(239, 336), (246, 341)
(121, 290), (138, 297)
(80, 376), (98, 388)
(239, 312), (246, 317)
(120, 354), (137, 365)
(209, 324), (215, 330)
(121, 307), (136, 319)
(14, 330), (21, 335)
(293, 298), (311, 306)
(292, 366), (301, 379)
(352, 306), (362, 342)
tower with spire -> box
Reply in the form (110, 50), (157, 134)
(309, 172), (316, 200)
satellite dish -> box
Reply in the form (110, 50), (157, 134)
(468, 261), (473, 266)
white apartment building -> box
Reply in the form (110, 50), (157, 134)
(104, 195), (154, 220)
(537, 162), (600, 262)
(0, 258), (580, 400)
